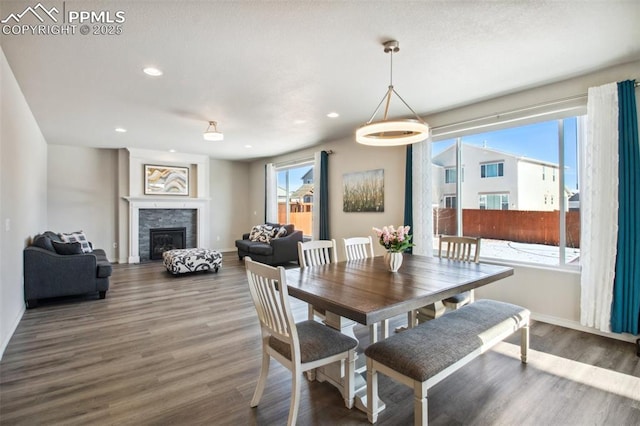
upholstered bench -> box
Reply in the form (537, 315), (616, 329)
(162, 248), (222, 275)
(365, 299), (530, 425)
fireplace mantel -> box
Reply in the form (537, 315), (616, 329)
(124, 197), (210, 263)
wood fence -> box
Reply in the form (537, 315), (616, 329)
(434, 208), (580, 248)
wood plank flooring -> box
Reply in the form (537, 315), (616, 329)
(1, 252), (639, 425)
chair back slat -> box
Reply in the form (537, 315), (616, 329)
(438, 235), (481, 263)
(245, 257), (297, 345)
(298, 239), (337, 268)
(343, 236), (374, 261)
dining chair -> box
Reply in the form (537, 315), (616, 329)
(245, 257), (357, 426)
(414, 235), (481, 324)
(342, 236), (374, 261)
(298, 239), (337, 321)
(342, 236), (388, 343)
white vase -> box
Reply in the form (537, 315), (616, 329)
(385, 251), (403, 272)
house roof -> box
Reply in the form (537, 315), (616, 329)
(2, 1), (638, 160)
(433, 143), (560, 168)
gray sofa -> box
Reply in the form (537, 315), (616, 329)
(23, 231), (112, 308)
(235, 223), (302, 266)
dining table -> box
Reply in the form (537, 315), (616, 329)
(284, 253), (514, 413)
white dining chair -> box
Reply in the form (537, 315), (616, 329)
(343, 236), (374, 261)
(298, 239), (337, 321)
(245, 257), (357, 426)
(342, 236), (389, 343)
(414, 235), (481, 324)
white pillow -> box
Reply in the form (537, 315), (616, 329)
(59, 231), (93, 253)
(249, 225), (276, 243)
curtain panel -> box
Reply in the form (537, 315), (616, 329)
(411, 137), (433, 257)
(611, 80), (640, 335)
(580, 82), (619, 332)
(265, 163), (278, 223)
(313, 151), (329, 240)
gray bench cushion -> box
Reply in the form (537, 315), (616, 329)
(269, 320), (358, 363)
(365, 300), (529, 382)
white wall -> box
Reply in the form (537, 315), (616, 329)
(0, 48), (48, 358)
(47, 145), (118, 260)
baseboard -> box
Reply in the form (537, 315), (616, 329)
(0, 304), (25, 361)
(531, 312), (637, 343)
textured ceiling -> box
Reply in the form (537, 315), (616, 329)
(1, 1), (639, 160)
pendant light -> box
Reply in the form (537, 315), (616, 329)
(356, 40), (429, 146)
(203, 121), (224, 141)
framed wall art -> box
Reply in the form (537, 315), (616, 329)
(343, 168), (384, 212)
(144, 165), (189, 196)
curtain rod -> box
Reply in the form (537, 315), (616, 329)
(431, 79), (639, 133)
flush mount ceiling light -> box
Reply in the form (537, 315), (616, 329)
(203, 121), (224, 141)
(142, 67), (163, 77)
(356, 40), (429, 146)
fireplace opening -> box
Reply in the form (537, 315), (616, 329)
(150, 227), (186, 260)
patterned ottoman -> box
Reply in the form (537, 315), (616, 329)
(163, 248), (222, 275)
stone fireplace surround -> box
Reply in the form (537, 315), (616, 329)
(125, 197), (209, 264)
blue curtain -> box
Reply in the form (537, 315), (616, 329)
(319, 151), (329, 240)
(404, 145), (413, 254)
(611, 80), (640, 335)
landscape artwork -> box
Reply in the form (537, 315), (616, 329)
(144, 165), (189, 195)
(343, 169), (384, 212)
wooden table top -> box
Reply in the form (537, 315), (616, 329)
(284, 255), (514, 325)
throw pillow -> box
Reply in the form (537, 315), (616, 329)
(273, 226), (288, 239)
(52, 241), (83, 255)
(249, 224), (276, 243)
(59, 231), (92, 253)
(32, 235), (55, 252)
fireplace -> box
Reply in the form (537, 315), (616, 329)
(149, 227), (186, 260)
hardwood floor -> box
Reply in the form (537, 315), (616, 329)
(1, 253), (639, 425)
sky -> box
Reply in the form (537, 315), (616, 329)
(433, 117), (580, 191)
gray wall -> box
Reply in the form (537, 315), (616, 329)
(0, 48), (48, 357)
(47, 145), (119, 260)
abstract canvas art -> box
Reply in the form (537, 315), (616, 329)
(144, 165), (189, 196)
(343, 168), (384, 212)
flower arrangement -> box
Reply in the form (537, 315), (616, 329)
(372, 225), (415, 253)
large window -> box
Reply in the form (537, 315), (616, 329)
(480, 162), (504, 178)
(276, 163), (313, 236)
(431, 117), (582, 267)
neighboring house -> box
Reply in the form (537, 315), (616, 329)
(290, 183), (314, 204)
(432, 143), (561, 211)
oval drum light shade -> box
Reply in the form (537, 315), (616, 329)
(356, 40), (430, 146)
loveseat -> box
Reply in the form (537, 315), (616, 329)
(235, 223), (302, 266)
(23, 231), (112, 308)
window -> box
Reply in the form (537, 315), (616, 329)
(444, 195), (457, 208)
(479, 194), (509, 210)
(276, 163), (313, 236)
(480, 162), (504, 178)
(431, 117), (582, 267)
(445, 168), (456, 184)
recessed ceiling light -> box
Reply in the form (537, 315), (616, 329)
(327, 112), (339, 118)
(244, 145), (252, 149)
(143, 67), (163, 77)
(115, 127), (127, 133)
(168, 149), (176, 153)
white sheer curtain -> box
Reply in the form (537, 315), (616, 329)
(580, 82), (619, 332)
(411, 137), (433, 256)
(265, 163), (278, 223)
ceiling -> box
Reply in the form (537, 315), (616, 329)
(1, 1), (639, 161)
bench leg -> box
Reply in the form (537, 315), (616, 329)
(521, 322), (530, 363)
(414, 382), (428, 426)
(366, 358), (379, 423)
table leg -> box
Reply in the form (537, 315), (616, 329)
(317, 311), (386, 415)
